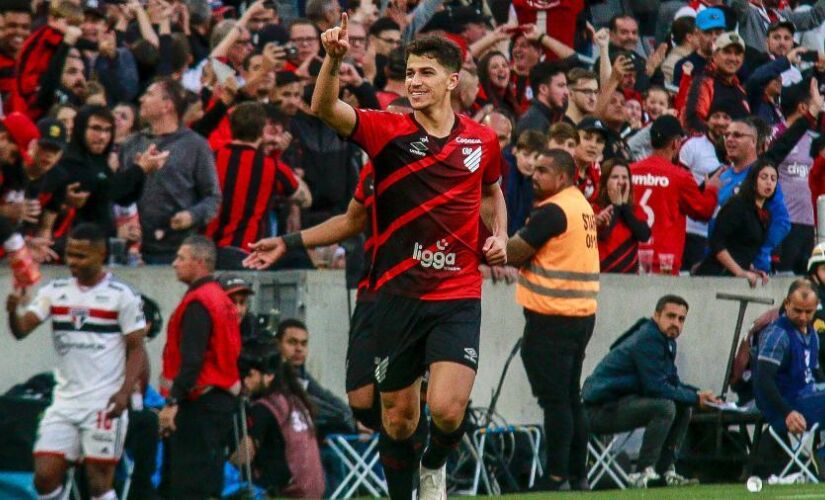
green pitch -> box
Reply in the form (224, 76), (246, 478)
(499, 483), (825, 499)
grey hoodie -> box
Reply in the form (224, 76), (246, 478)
(118, 126), (221, 257)
(729, 0), (825, 53)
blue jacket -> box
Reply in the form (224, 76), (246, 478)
(582, 318), (699, 405)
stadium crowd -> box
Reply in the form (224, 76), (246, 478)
(5, 0), (825, 496)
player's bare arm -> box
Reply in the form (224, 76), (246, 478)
(6, 290), (41, 340)
(289, 178), (313, 209)
(107, 330), (147, 418)
(506, 236), (537, 267)
(310, 13), (357, 136)
(243, 198), (367, 269)
(481, 182), (508, 266)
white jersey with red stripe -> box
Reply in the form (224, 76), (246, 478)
(26, 273), (146, 408)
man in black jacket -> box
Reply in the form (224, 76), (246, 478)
(582, 295), (720, 488)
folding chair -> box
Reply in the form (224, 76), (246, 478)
(325, 433), (387, 499)
(469, 424), (544, 495)
(586, 432), (634, 489)
(766, 422), (820, 484)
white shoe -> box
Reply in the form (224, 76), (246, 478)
(627, 466), (660, 488)
(663, 468), (699, 486)
(419, 464), (447, 500)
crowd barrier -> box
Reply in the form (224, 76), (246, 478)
(0, 267), (800, 424)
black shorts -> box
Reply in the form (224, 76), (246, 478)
(373, 293), (481, 392)
(346, 298), (378, 392)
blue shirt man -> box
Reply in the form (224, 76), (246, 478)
(755, 280), (825, 434)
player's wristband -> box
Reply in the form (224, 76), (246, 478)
(282, 232), (304, 251)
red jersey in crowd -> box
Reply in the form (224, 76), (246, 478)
(352, 162), (377, 301)
(349, 109), (502, 300)
(593, 202), (650, 273)
(0, 52), (15, 104)
(630, 155), (718, 274)
(810, 155), (825, 226)
(205, 143), (298, 250)
(576, 162), (601, 204)
(13, 25), (64, 119)
(511, 0), (584, 61)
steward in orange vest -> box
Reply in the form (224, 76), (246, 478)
(506, 148), (600, 491)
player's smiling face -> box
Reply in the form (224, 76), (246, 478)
(405, 54), (459, 110)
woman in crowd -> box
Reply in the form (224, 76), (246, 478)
(236, 353), (325, 498)
(476, 50), (521, 118)
(695, 161), (778, 287)
(592, 158), (651, 273)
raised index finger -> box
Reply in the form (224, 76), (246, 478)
(341, 12), (348, 34)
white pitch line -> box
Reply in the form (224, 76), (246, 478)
(775, 494), (825, 499)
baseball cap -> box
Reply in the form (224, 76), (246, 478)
(452, 6), (489, 28)
(577, 116), (609, 138)
(36, 118), (67, 150)
(674, 6), (697, 20)
(219, 274), (255, 295)
(650, 115), (685, 145)
(767, 20), (795, 36)
(275, 70), (300, 87)
(695, 8), (726, 32)
(713, 31), (745, 52)
(708, 96), (749, 120)
(82, 0), (105, 19)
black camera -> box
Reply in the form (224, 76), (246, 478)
(283, 43), (298, 60)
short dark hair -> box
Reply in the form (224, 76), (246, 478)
(369, 16), (400, 36)
(539, 148), (576, 179)
(548, 122), (579, 145)
(154, 77), (187, 120)
(2, 0), (32, 15)
(655, 294), (689, 313)
(671, 16), (696, 45)
(68, 223), (107, 246)
(181, 235), (217, 271)
(289, 17), (318, 35)
(264, 103), (289, 127)
(516, 129), (546, 152)
(406, 36), (462, 73)
(276, 318), (308, 339)
(230, 102), (266, 142)
(566, 67), (597, 88)
(529, 61), (565, 97)
(608, 13), (637, 32)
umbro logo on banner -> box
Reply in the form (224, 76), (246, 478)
(462, 147), (482, 172)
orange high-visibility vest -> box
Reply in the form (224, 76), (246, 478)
(516, 186), (600, 316)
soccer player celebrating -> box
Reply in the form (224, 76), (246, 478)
(5, 223), (146, 500)
(251, 12), (509, 499)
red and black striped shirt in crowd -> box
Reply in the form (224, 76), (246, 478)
(353, 161), (377, 301)
(205, 143), (298, 250)
(349, 109), (502, 301)
(14, 25), (63, 118)
(0, 53), (15, 105)
(593, 202), (650, 274)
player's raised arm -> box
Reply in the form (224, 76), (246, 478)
(311, 13), (358, 136)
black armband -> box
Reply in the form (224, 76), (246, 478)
(282, 232), (304, 250)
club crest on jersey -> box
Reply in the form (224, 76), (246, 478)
(409, 137), (429, 157)
(70, 307), (89, 329)
(462, 146), (482, 172)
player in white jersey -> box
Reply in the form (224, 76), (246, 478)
(6, 223), (146, 500)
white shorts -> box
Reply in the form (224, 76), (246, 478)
(33, 404), (128, 464)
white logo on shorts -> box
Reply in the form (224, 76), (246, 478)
(463, 348), (478, 365)
(375, 357), (389, 383)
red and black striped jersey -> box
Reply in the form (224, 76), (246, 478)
(353, 161), (377, 301)
(205, 143), (298, 250)
(350, 109), (502, 301)
(0, 52), (15, 102)
(14, 25), (63, 119)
